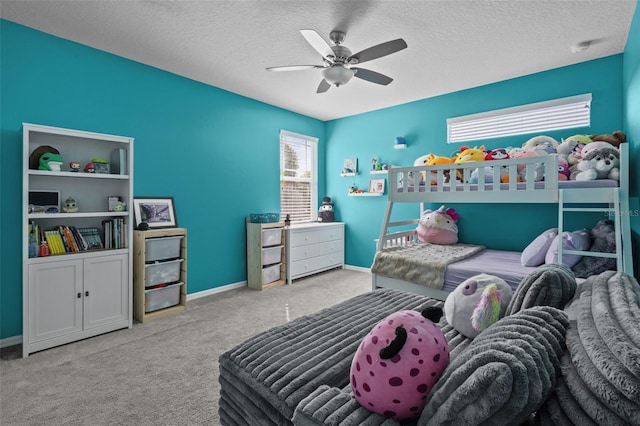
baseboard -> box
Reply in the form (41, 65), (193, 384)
(187, 281), (247, 301)
(0, 334), (22, 349)
(344, 264), (372, 274)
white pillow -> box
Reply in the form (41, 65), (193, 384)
(545, 229), (591, 267)
(521, 228), (558, 266)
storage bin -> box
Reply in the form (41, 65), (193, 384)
(262, 228), (282, 247)
(250, 213), (279, 223)
(262, 245), (282, 266)
(145, 236), (183, 262)
(262, 263), (281, 285)
(145, 258), (184, 287)
(145, 281), (183, 313)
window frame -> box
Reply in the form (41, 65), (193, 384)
(279, 130), (318, 223)
(447, 94), (592, 144)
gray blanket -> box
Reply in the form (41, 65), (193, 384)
(371, 243), (485, 289)
(538, 271), (640, 425)
(420, 306), (569, 426)
(505, 263), (577, 315)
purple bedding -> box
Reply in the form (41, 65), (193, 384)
(398, 179), (618, 193)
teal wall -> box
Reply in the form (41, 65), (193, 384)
(622, 3), (640, 275)
(2, 8), (639, 341)
(327, 55), (625, 268)
(0, 20), (325, 339)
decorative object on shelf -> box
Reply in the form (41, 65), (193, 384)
(38, 151), (64, 171)
(342, 158), (358, 176)
(108, 195), (126, 212)
(394, 136), (407, 149)
(249, 213), (280, 223)
(91, 157), (110, 174)
(371, 157), (378, 170)
(62, 196), (78, 213)
(29, 145), (60, 170)
(84, 162), (96, 173)
(348, 184), (361, 194)
(371, 158), (389, 172)
(69, 161), (81, 172)
(28, 190), (60, 213)
(318, 197), (335, 223)
(369, 178), (386, 194)
(133, 197), (178, 229)
(284, 214), (291, 227)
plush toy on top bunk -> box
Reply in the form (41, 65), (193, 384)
(415, 205), (459, 244)
(570, 141), (620, 181)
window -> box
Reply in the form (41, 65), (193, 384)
(447, 94), (591, 143)
(280, 130), (318, 223)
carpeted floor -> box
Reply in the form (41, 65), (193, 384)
(0, 268), (371, 425)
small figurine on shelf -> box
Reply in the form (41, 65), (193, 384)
(84, 162), (96, 173)
(371, 157), (378, 170)
(349, 184), (357, 194)
(69, 161), (81, 172)
(38, 152), (64, 171)
(284, 214), (291, 227)
(63, 196), (78, 213)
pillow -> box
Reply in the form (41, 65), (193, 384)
(521, 228), (558, 266)
(545, 229), (591, 267)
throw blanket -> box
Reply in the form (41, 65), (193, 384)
(371, 243), (485, 289)
(421, 306), (569, 426)
(538, 271), (640, 425)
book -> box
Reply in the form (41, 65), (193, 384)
(111, 148), (127, 175)
(77, 227), (104, 250)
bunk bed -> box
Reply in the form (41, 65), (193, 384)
(372, 143), (633, 300)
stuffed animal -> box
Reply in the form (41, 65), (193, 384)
(558, 157), (570, 180)
(521, 135), (558, 153)
(317, 197), (335, 222)
(512, 149), (548, 182)
(425, 153), (455, 185)
(443, 274), (513, 338)
(590, 130), (626, 147)
(350, 307), (449, 420)
(558, 134), (592, 166)
(454, 146), (486, 164)
(38, 152), (64, 171)
(62, 196), (78, 213)
(469, 165), (519, 184)
(572, 220), (617, 278)
(484, 148), (510, 161)
(572, 142), (620, 181)
(415, 205), (459, 244)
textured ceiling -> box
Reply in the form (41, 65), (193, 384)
(1, 0), (637, 121)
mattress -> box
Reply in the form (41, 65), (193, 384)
(443, 249), (537, 291)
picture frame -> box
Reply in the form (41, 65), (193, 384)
(369, 179), (385, 194)
(342, 158), (358, 174)
(133, 197), (178, 229)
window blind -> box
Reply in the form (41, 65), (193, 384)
(447, 94), (591, 143)
(280, 130), (318, 223)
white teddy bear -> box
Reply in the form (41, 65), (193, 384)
(573, 142), (620, 181)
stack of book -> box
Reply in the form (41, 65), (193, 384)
(28, 221), (108, 256)
(102, 218), (126, 249)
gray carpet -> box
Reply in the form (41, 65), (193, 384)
(0, 268), (371, 426)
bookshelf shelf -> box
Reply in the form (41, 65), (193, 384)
(22, 123), (134, 357)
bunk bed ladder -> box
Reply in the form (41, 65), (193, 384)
(558, 187), (632, 276)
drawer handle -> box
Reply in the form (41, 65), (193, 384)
(77, 292), (82, 299)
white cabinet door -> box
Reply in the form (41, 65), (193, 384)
(83, 254), (129, 330)
(28, 259), (83, 343)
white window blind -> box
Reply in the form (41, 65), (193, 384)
(447, 94), (591, 143)
(280, 130), (318, 223)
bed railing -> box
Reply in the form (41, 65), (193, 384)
(389, 154), (560, 203)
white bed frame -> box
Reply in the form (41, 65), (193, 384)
(373, 144), (633, 296)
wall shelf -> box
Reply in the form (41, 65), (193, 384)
(370, 170), (388, 175)
(340, 172), (358, 177)
(348, 192), (383, 197)
(394, 144), (407, 150)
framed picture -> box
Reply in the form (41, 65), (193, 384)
(369, 179), (385, 194)
(133, 197), (178, 229)
(343, 158), (357, 174)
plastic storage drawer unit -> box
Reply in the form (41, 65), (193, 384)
(145, 259), (184, 287)
(145, 282), (183, 313)
(262, 229), (282, 247)
(262, 246), (282, 266)
(145, 236), (183, 262)
(262, 263), (281, 284)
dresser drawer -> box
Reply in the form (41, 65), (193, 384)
(289, 226), (344, 248)
(290, 252), (343, 277)
(290, 244), (320, 262)
(318, 240), (343, 256)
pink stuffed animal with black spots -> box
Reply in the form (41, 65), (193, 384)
(350, 307), (449, 420)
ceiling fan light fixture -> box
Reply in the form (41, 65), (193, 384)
(322, 66), (354, 86)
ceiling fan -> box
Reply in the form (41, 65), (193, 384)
(266, 29), (407, 93)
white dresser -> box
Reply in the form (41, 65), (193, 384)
(286, 222), (345, 284)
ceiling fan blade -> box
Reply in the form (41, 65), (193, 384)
(348, 38), (407, 64)
(352, 68), (393, 85)
(300, 29), (335, 60)
(266, 65), (323, 72)
(316, 79), (331, 93)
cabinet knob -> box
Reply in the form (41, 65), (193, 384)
(85, 291), (89, 297)
(77, 292), (82, 299)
